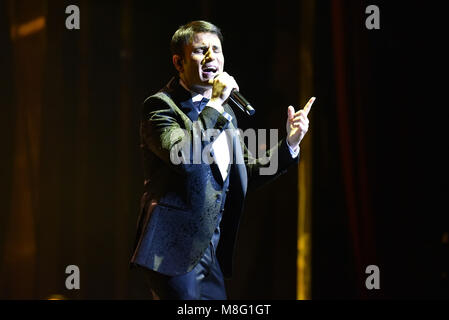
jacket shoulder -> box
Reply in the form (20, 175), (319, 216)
(141, 91), (177, 119)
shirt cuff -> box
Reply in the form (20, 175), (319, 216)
(221, 111), (233, 122)
(286, 139), (300, 158)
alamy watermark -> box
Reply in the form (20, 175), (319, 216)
(365, 264), (380, 290)
(65, 5), (80, 30)
(64, 5), (381, 31)
(169, 128), (280, 176)
(365, 5), (380, 30)
(65, 264), (80, 290)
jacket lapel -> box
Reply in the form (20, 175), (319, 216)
(164, 78), (246, 189)
(164, 76), (199, 123)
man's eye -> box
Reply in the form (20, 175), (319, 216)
(194, 48), (205, 54)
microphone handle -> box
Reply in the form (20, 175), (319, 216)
(228, 89), (255, 116)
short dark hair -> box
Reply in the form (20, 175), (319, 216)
(170, 20), (223, 58)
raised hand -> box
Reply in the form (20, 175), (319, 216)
(286, 97), (316, 149)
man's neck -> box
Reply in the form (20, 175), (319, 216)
(179, 78), (212, 99)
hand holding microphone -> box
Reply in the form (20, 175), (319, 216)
(208, 72), (255, 116)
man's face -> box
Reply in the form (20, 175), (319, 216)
(175, 32), (224, 93)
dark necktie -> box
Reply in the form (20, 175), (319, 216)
(193, 97), (209, 114)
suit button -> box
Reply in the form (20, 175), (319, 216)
(226, 188), (230, 193)
(216, 194), (221, 203)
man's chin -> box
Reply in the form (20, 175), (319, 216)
(200, 75), (215, 84)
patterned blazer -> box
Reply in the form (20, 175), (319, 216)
(130, 77), (298, 277)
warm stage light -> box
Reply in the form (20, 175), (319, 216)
(10, 16), (46, 40)
(47, 294), (66, 300)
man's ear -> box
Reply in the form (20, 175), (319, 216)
(172, 55), (183, 72)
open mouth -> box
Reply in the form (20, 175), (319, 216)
(202, 65), (218, 77)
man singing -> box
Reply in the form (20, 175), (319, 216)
(130, 20), (315, 300)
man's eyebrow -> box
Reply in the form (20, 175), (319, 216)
(193, 44), (221, 49)
(192, 45), (207, 49)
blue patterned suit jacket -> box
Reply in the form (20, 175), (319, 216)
(130, 77), (298, 277)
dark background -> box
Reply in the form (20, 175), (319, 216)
(0, 0), (447, 299)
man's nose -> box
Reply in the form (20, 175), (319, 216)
(203, 47), (216, 62)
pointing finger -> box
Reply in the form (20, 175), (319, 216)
(303, 97), (316, 116)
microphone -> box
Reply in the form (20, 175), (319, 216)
(227, 89), (255, 116)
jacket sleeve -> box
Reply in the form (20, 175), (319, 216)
(242, 134), (299, 192)
(141, 94), (231, 176)
(223, 103), (299, 192)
